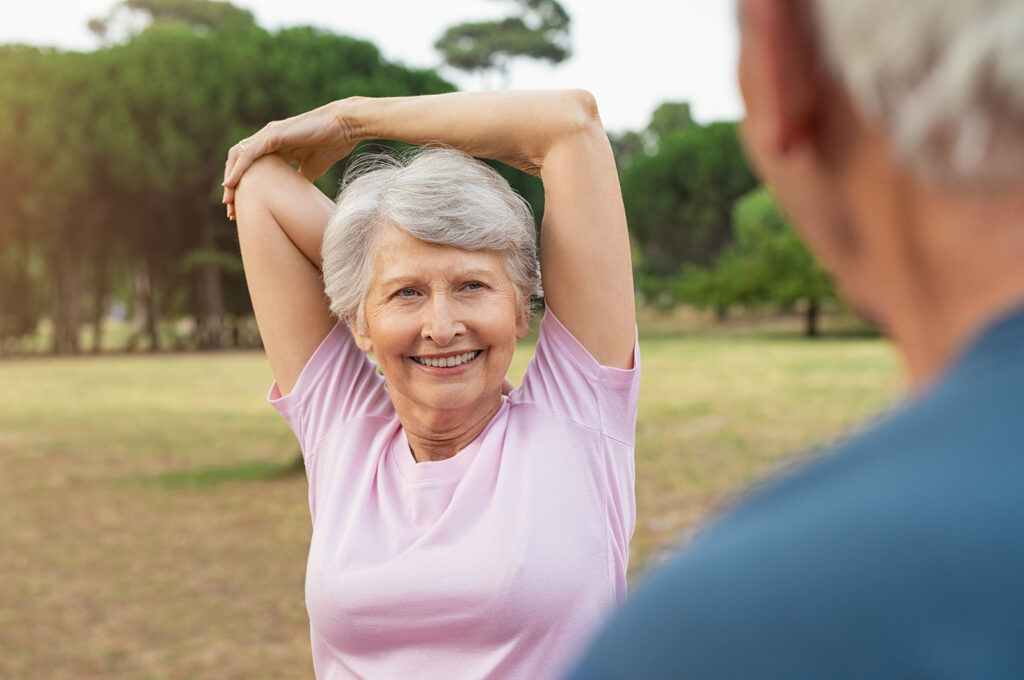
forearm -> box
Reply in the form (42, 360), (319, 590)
(335, 89), (605, 176)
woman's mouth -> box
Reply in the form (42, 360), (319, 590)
(410, 350), (482, 368)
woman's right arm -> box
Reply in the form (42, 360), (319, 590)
(233, 154), (336, 395)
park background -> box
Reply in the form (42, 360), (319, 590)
(0, 1), (901, 677)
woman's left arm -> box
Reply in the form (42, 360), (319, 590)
(530, 93), (636, 369)
(223, 90), (635, 368)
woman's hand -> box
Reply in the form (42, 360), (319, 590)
(222, 100), (362, 220)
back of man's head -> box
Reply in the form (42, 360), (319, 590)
(809, 0), (1024, 187)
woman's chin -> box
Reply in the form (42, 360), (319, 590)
(404, 383), (504, 421)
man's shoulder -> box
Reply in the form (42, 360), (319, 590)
(569, 324), (1024, 678)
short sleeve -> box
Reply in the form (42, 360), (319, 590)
(268, 322), (393, 457)
(515, 308), (640, 444)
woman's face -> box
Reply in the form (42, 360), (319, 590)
(351, 222), (528, 424)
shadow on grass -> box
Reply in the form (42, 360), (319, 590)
(142, 454), (305, 489)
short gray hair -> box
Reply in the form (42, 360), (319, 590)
(810, 0), (1024, 186)
(321, 147), (541, 330)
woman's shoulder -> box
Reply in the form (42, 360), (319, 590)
(270, 321), (393, 450)
(511, 308), (640, 442)
(529, 307), (640, 383)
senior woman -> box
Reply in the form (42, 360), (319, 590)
(221, 90), (638, 679)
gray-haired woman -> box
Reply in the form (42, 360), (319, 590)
(221, 90), (638, 679)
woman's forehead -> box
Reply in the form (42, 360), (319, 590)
(373, 256), (508, 287)
(372, 240), (503, 281)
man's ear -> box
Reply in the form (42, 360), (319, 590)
(740, 0), (824, 154)
(348, 318), (373, 353)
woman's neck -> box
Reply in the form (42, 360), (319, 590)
(398, 394), (504, 462)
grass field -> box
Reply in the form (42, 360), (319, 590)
(0, 320), (901, 679)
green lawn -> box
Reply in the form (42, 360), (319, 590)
(0, 327), (900, 679)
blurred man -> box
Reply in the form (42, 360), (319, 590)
(569, 0), (1024, 677)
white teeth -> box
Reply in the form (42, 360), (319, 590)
(413, 350), (480, 368)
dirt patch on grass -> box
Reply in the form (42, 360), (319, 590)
(1, 447), (314, 679)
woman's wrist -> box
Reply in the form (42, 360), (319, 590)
(330, 96), (375, 147)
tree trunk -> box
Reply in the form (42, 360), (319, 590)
(90, 248), (108, 354)
(197, 215), (225, 349)
(52, 245), (82, 355)
(128, 264), (160, 351)
(144, 271), (160, 352)
(805, 298), (820, 337)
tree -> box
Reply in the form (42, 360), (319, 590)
(646, 102), (695, 146)
(0, 46), (113, 353)
(435, 0), (571, 87)
(678, 187), (837, 336)
(610, 101), (696, 173)
(622, 121), (757, 274)
(88, 0), (255, 44)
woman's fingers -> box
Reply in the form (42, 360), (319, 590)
(224, 129), (276, 219)
(223, 134), (262, 191)
(223, 144), (246, 220)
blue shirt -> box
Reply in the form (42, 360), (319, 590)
(568, 306), (1024, 679)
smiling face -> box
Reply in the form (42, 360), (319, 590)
(350, 221), (528, 430)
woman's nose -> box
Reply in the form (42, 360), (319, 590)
(422, 296), (465, 346)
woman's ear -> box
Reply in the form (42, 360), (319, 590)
(515, 304), (530, 340)
(348, 317), (374, 353)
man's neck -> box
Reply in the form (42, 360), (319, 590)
(863, 184), (1024, 392)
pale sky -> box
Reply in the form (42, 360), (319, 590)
(0, 0), (744, 133)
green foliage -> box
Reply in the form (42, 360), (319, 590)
(123, 0), (255, 29)
(609, 129), (646, 171)
(178, 249), (244, 275)
(610, 101), (696, 176)
(0, 243), (47, 343)
(88, 0), (256, 43)
(646, 102), (695, 145)
(435, 0), (571, 80)
(731, 188), (834, 306)
(622, 121), (757, 273)
(676, 187), (838, 335)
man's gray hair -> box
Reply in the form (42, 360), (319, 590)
(810, 0), (1024, 186)
(321, 147), (541, 331)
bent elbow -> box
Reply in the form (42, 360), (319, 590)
(570, 89), (601, 124)
(562, 89), (604, 135)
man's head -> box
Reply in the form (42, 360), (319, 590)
(736, 0), (1024, 383)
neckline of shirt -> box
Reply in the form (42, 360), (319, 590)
(388, 397), (511, 485)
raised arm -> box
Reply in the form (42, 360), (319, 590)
(232, 155), (336, 395)
(224, 90), (636, 369)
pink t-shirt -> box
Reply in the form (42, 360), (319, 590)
(269, 309), (640, 680)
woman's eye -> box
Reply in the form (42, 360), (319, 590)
(464, 281), (484, 291)
(395, 288), (418, 298)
